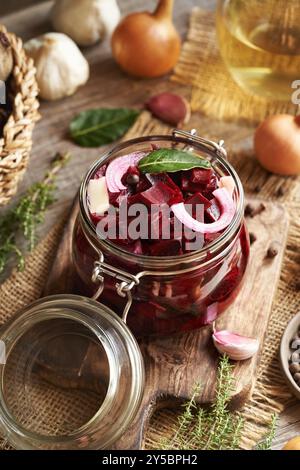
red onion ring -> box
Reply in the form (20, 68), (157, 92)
(171, 187), (235, 234)
(105, 152), (145, 193)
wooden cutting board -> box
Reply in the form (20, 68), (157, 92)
(42, 196), (289, 449)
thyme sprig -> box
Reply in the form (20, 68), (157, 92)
(0, 152), (70, 273)
(160, 355), (277, 450)
(256, 414), (278, 450)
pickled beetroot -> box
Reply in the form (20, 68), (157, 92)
(190, 168), (212, 184)
(73, 147), (251, 337)
(149, 239), (183, 256)
(108, 189), (127, 207)
(94, 164), (107, 179)
(209, 267), (240, 302)
(128, 181), (183, 207)
(117, 239), (144, 254)
(150, 172), (181, 192)
(135, 174), (152, 193)
(88, 150), (237, 256)
(181, 171), (218, 197)
(205, 197), (221, 222)
(185, 192), (211, 217)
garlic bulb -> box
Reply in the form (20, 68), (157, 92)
(212, 330), (259, 361)
(51, 0), (121, 46)
(0, 31), (13, 82)
(24, 33), (89, 101)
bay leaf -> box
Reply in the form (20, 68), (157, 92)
(138, 148), (211, 173)
(70, 108), (140, 147)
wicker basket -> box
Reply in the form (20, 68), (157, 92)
(0, 25), (40, 206)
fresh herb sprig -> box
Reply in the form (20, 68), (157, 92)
(159, 355), (277, 450)
(256, 414), (278, 450)
(0, 152), (70, 274)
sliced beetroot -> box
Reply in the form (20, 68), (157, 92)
(202, 173), (218, 198)
(181, 174), (206, 193)
(108, 189), (128, 207)
(90, 212), (105, 225)
(99, 213), (135, 245)
(93, 164), (107, 179)
(135, 174), (152, 193)
(185, 192), (211, 215)
(168, 171), (182, 188)
(190, 168), (212, 184)
(181, 174), (196, 192)
(174, 193), (209, 246)
(170, 216), (183, 240)
(148, 210), (162, 240)
(112, 237), (133, 247)
(146, 173), (184, 206)
(146, 205), (177, 241)
(209, 266), (240, 302)
(109, 230), (134, 246)
(150, 172), (180, 192)
(123, 240), (144, 254)
(205, 197), (221, 222)
(204, 232), (221, 244)
(181, 172), (218, 197)
(182, 227), (205, 253)
(149, 239), (183, 256)
(128, 181), (183, 207)
(89, 156), (232, 257)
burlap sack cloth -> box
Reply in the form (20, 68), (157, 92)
(0, 8), (299, 450)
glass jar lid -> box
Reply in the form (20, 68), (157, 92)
(0, 295), (144, 450)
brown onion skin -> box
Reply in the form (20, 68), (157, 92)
(283, 437), (300, 450)
(111, 0), (181, 78)
(254, 114), (300, 176)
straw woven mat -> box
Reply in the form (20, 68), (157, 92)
(172, 8), (298, 124)
(0, 10), (300, 450)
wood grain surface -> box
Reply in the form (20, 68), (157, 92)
(42, 195), (289, 449)
(1, 0), (299, 450)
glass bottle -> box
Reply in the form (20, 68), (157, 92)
(216, 0), (300, 101)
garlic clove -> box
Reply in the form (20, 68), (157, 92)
(87, 177), (109, 215)
(51, 0), (121, 47)
(146, 92), (191, 127)
(212, 330), (259, 361)
(24, 33), (89, 101)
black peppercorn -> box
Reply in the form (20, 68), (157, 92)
(249, 232), (257, 245)
(266, 243), (279, 259)
(126, 174), (140, 185)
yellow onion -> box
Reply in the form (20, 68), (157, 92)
(111, 0), (181, 78)
(254, 114), (300, 175)
(283, 436), (300, 450)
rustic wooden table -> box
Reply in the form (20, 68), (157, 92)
(0, 0), (299, 450)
